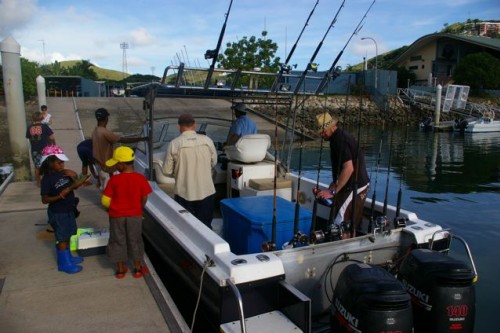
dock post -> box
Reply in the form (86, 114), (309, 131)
(36, 75), (47, 108)
(0, 36), (30, 181)
(433, 84), (442, 127)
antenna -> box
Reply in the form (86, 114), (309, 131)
(120, 42), (129, 79)
(38, 39), (46, 65)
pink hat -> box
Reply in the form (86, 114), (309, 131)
(40, 145), (69, 164)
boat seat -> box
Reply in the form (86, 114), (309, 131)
(153, 157), (175, 184)
(224, 134), (271, 163)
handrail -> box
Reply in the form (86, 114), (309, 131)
(226, 279), (247, 333)
(430, 229), (478, 283)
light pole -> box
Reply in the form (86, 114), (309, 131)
(361, 37), (378, 89)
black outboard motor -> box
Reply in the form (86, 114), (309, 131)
(398, 249), (476, 333)
(331, 263), (413, 333)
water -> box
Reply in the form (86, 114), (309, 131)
(289, 126), (499, 332)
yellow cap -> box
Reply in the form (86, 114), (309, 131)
(106, 146), (135, 167)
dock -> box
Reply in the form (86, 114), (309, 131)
(0, 98), (189, 333)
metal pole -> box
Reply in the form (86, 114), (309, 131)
(361, 37), (378, 90)
(0, 36), (30, 181)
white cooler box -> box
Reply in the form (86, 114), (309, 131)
(77, 229), (110, 257)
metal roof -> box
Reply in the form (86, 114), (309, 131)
(392, 33), (500, 65)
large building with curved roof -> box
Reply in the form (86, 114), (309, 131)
(392, 33), (500, 86)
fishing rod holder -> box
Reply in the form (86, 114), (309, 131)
(393, 217), (408, 229)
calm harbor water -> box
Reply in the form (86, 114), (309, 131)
(290, 126), (499, 332)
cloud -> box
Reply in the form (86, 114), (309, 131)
(129, 27), (155, 47)
(0, 0), (37, 36)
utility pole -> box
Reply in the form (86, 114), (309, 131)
(120, 42), (129, 80)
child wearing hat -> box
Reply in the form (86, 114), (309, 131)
(101, 146), (152, 279)
(40, 145), (87, 274)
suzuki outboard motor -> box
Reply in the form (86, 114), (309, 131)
(331, 263), (412, 333)
(398, 249), (476, 333)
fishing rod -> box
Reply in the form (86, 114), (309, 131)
(203, 0), (234, 89)
(272, 0), (320, 92)
(291, 94), (310, 247)
(294, 0), (346, 94)
(263, 93), (280, 252)
(315, 0), (376, 94)
(309, 111), (327, 242)
(326, 77), (350, 240)
(368, 132), (383, 233)
(382, 126), (394, 216)
(348, 75), (365, 238)
(395, 100), (410, 226)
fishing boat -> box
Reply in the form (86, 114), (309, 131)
(129, 1), (478, 332)
(455, 111), (500, 133)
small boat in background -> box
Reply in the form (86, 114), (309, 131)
(456, 111), (500, 133)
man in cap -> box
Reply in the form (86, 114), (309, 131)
(225, 102), (257, 146)
(314, 112), (370, 239)
(163, 114), (217, 229)
(91, 108), (147, 189)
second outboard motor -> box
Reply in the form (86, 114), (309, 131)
(331, 263), (413, 333)
(398, 249), (476, 333)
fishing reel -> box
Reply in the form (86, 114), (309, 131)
(204, 49), (217, 60)
(311, 222), (349, 243)
(291, 231), (309, 247)
(261, 241), (276, 252)
(373, 216), (390, 235)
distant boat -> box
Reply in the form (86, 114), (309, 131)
(459, 111), (500, 133)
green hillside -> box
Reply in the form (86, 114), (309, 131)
(59, 60), (129, 81)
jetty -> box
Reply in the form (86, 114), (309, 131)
(0, 98), (189, 333)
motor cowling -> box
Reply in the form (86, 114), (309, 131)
(331, 263), (413, 333)
(398, 248), (476, 333)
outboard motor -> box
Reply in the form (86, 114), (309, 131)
(331, 263), (413, 333)
(398, 249), (476, 333)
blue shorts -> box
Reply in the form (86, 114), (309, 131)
(31, 151), (43, 168)
(48, 210), (77, 242)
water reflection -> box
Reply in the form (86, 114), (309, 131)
(290, 126), (500, 195)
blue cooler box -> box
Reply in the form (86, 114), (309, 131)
(220, 196), (313, 254)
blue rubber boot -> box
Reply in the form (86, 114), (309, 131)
(57, 249), (83, 274)
(69, 250), (84, 264)
(55, 245), (83, 264)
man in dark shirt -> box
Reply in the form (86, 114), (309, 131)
(313, 112), (370, 238)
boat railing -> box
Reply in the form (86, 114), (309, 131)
(158, 63), (331, 96)
(430, 229), (478, 282)
(226, 278), (247, 333)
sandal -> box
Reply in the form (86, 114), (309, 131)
(115, 266), (128, 279)
(132, 265), (148, 278)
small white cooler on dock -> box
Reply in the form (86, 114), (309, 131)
(77, 229), (109, 256)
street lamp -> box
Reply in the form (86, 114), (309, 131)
(361, 37), (378, 89)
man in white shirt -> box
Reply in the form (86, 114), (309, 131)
(163, 114), (217, 228)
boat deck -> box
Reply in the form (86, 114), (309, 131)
(0, 97), (189, 333)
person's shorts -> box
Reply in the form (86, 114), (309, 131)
(31, 151), (43, 168)
(48, 210), (77, 242)
(77, 147), (93, 168)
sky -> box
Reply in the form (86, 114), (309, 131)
(0, 0), (499, 77)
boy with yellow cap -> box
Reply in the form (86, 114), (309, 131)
(101, 146), (152, 279)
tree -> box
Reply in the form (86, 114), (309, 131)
(66, 60), (98, 80)
(217, 31), (281, 88)
(453, 52), (500, 90)
(20, 58), (41, 98)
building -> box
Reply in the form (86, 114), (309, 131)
(392, 33), (500, 86)
(478, 22), (500, 37)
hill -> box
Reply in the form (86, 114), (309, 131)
(59, 60), (129, 81)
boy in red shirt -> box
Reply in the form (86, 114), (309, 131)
(101, 146), (152, 279)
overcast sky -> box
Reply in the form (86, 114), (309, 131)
(1, 0), (499, 76)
